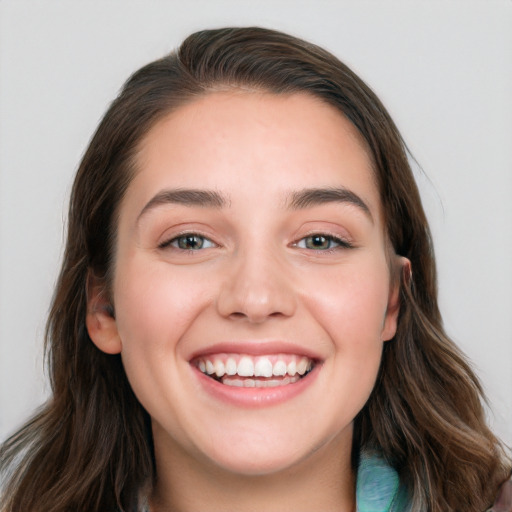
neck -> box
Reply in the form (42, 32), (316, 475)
(149, 424), (356, 512)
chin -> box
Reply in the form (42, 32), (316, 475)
(195, 424), (341, 478)
(206, 448), (309, 477)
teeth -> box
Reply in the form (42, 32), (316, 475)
(297, 357), (309, 375)
(227, 378), (244, 387)
(222, 375), (301, 387)
(225, 357), (237, 376)
(237, 356), (254, 377)
(254, 358), (273, 377)
(196, 354), (314, 380)
(214, 360), (225, 377)
(273, 360), (287, 376)
(205, 360), (215, 375)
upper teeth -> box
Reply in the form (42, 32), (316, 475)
(196, 354), (313, 379)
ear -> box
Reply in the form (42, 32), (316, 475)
(381, 257), (411, 342)
(85, 272), (122, 354)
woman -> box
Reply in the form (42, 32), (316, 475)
(1, 27), (510, 512)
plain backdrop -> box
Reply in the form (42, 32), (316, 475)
(0, 1), (511, 445)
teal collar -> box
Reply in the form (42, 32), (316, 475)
(356, 452), (410, 512)
(140, 452), (409, 512)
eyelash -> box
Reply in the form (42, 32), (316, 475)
(158, 233), (353, 252)
(158, 233), (216, 251)
(294, 234), (353, 252)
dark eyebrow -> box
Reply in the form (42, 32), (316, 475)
(137, 188), (228, 222)
(287, 187), (373, 222)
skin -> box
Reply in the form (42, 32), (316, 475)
(87, 91), (404, 512)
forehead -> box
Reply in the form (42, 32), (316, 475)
(127, 91), (381, 219)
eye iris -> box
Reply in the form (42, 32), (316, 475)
(306, 235), (330, 250)
(178, 235), (204, 250)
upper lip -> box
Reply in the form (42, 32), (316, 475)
(188, 341), (323, 362)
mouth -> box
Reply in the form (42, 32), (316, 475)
(192, 353), (316, 388)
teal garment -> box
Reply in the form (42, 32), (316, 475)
(356, 452), (410, 512)
(139, 452), (410, 512)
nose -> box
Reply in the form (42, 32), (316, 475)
(216, 248), (297, 323)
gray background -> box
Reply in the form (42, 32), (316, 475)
(1, 0), (511, 445)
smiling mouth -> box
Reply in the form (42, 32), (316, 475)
(193, 353), (315, 388)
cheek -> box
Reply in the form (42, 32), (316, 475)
(302, 259), (391, 343)
(300, 259), (390, 401)
(112, 257), (212, 354)
(110, 258), (215, 437)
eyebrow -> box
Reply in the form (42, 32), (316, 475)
(287, 187), (373, 222)
(137, 188), (228, 222)
(137, 186), (373, 223)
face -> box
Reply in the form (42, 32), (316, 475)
(87, 91), (401, 477)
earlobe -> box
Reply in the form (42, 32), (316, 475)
(381, 257), (411, 342)
(85, 272), (122, 354)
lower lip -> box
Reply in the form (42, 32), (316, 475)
(192, 365), (320, 408)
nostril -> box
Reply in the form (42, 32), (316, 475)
(229, 312), (247, 320)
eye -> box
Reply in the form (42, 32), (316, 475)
(296, 234), (351, 251)
(160, 234), (216, 251)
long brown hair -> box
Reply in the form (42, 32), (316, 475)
(1, 27), (509, 512)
